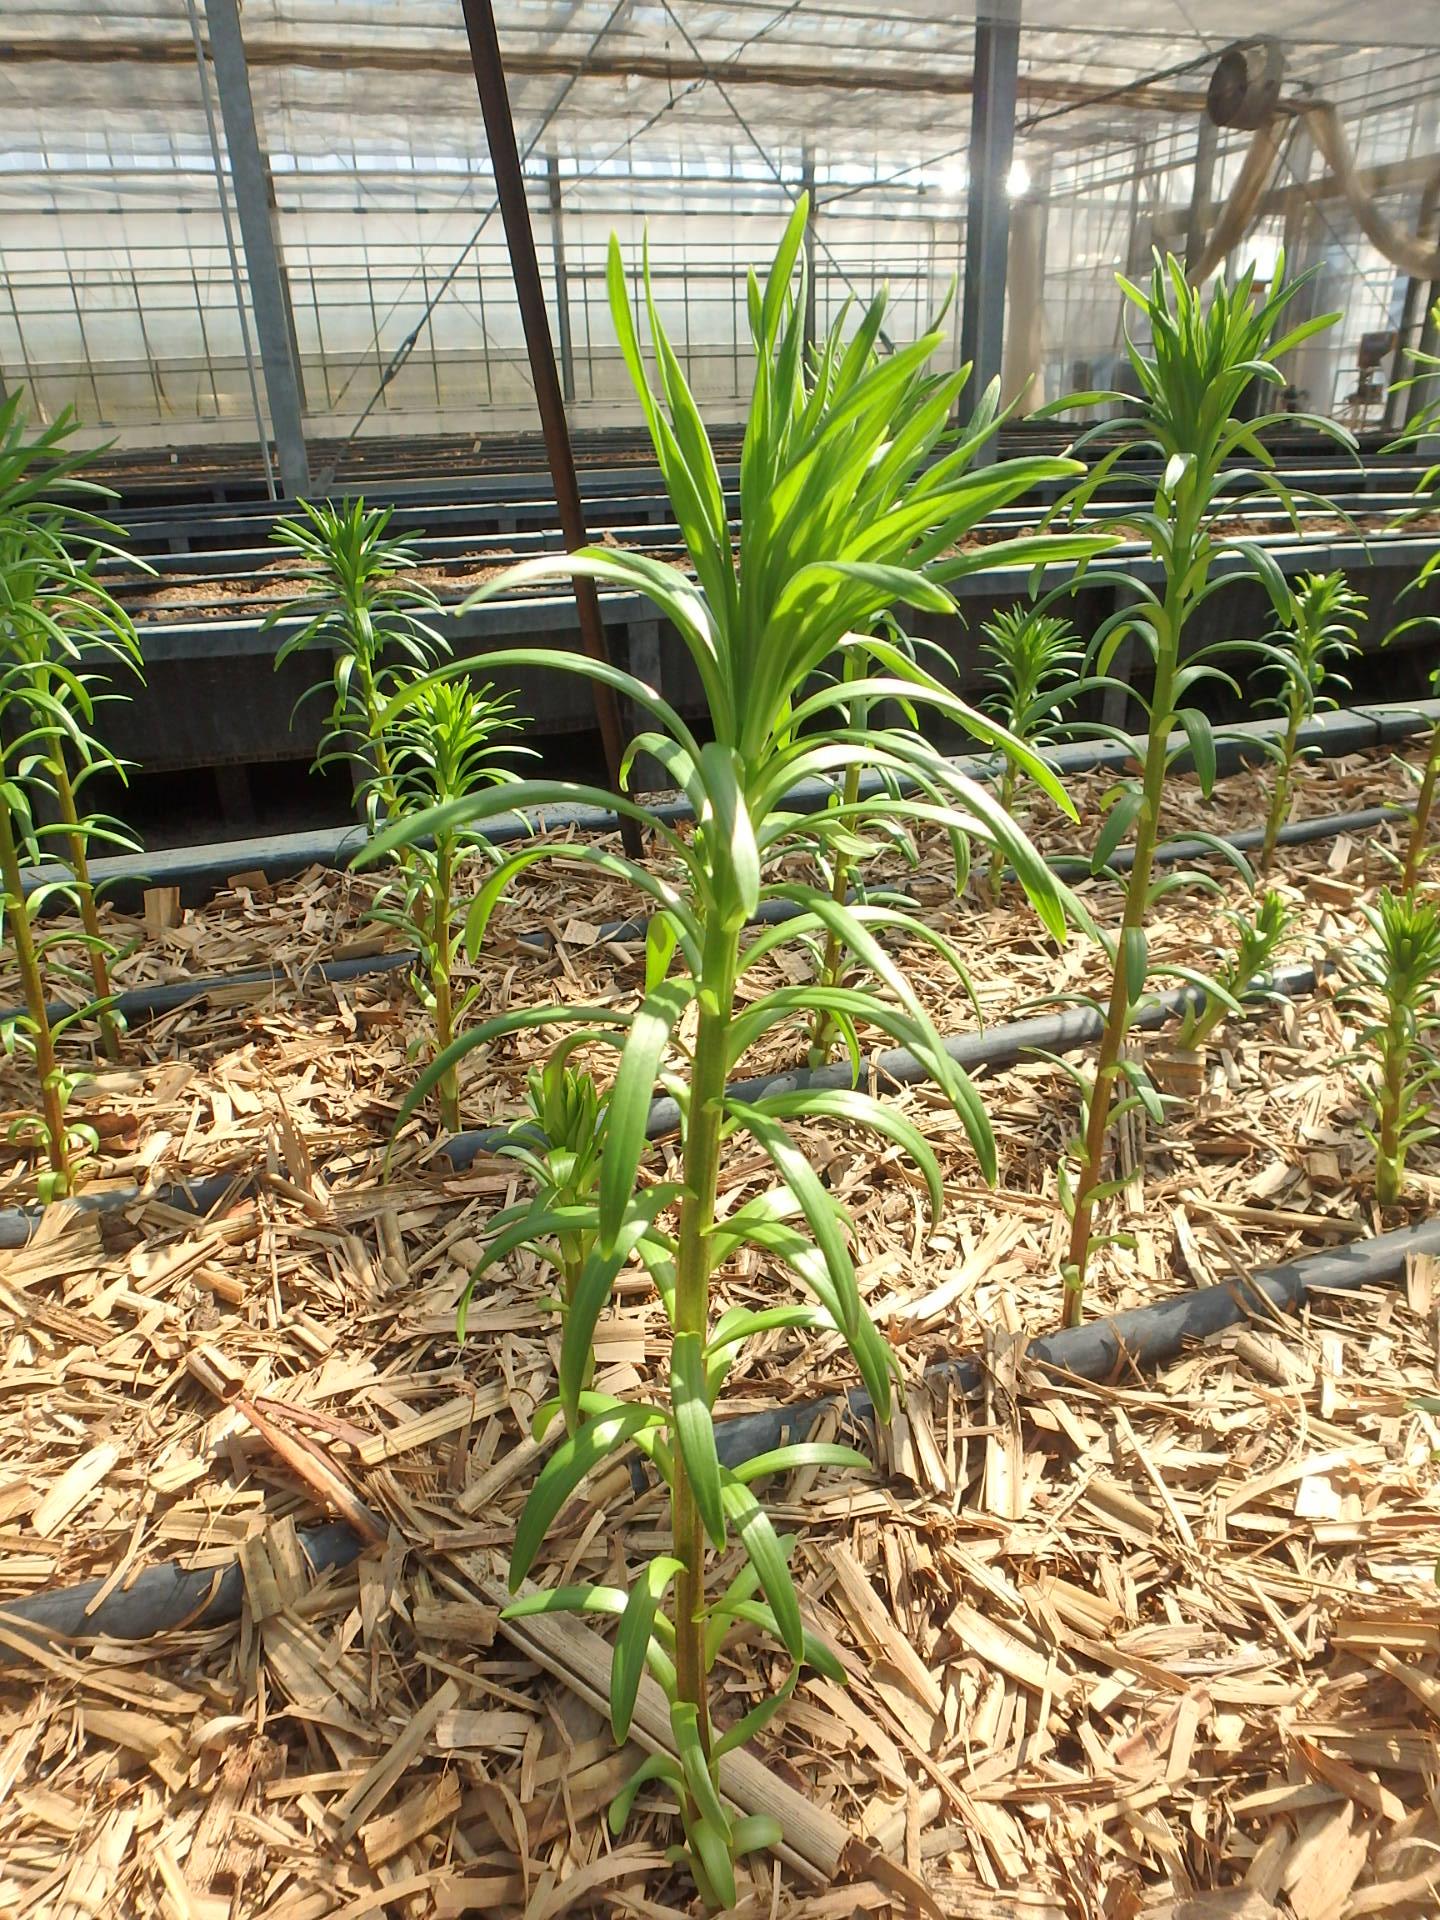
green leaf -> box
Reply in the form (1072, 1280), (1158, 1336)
(1123, 927), (1149, 1008)
(689, 1817), (738, 1913)
(559, 1191), (679, 1422)
(721, 1474), (804, 1660)
(510, 1404), (665, 1587)
(671, 1699), (730, 1835)
(1092, 786), (1143, 872)
(730, 1814), (785, 1859)
(704, 1304), (828, 1395)
(673, 1332), (726, 1549)
(599, 977), (693, 1249)
(612, 1556), (683, 1742)
(609, 1751), (685, 1835)
(698, 741), (760, 929)
(645, 910), (680, 992)
(710, 1670), (799, 1762)
(730, 1105), (860, 1325)
(746, 1085), (944, 1223)
(728, 1442), (873, 1486)
(710, 1596), (847, 1683)
(503, 1583), (628, 1621)
(1174, 706), (1217, 796)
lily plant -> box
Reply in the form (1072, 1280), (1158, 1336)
(1344, 888), (1440, 1208)
(367, 674), (526, 1133)
(0, 656), (102, 1199)
(267, 497), (444, 834)
(1048, 252), (1349, 1329)
(1174, 889), (1293, 1051)
(977, 602), (1084, 898)
(458, 1045), (608, 1365)
(0, 397), (149, 1063)
(358, 202), (1107, 1907)
(1256, 570), (1363, 871)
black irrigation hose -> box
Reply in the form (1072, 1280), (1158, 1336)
(1, 802), (1403, 1039)
(0, 961), (1327, 1247)
(20, 698), (1438, 914)
(444, 961), (1326, 1169)
(2, 1218), (1433, 1660)
(0, 1522), (362, 1665)
(711, 1213), (1440, 1469)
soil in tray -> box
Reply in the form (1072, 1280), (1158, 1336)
(0, 916), (1437, 1907)
(104, 505), (1440, 622)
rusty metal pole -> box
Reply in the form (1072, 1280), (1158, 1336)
(458, 0), (641, 857)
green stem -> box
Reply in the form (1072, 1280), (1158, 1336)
(1260, 708), (1300, 875)
(430, 839), (460, 1135)
(807, 758), (862, 1065)
(0, 800), (72, 1193)
(671, 916), (740, 1769)
(1376, 1021), (1407, 1208)
(987, 760), (1019, 902)
(48, 749), (120, 1063)
(1402, 718), (1440, 895)
(353, 648), (406, 851)
(1062, 534), (1191, 1328)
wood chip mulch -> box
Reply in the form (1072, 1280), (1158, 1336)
(0, 742), (1437, 1917)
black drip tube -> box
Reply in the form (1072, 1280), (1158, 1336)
(1, 1218), (1432, 1660)
(445, 962), (1325, 1170)
(0, 1522), (361, 1664)
(712, 1215), (1440, 1467)
(0, 802), (1398, 1040)
(0, 963), (1326, 1246)
(18, 698), (1437, 915)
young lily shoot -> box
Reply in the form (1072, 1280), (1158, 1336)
(978, 603), (1084, 899)
(367, 674), (528, 1134)
(267, 497), (445, 835)
(1344, 888), (1440, 1210)
(0, 395), (150, 1066)
(1175, 890), (1295, 1052)
(0, 656), (102, 1199)
(1257, 571), (1364, 871)
(356, 200), (1109, 1907)
(1048, 252), (1350, 1330)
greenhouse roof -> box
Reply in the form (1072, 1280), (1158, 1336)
(3, 2), (1440, 179)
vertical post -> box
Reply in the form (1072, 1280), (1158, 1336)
(458, 0), (640, 856)
(1279, 130), (1338, 419)
(547, 154), (576, 406)
(1002, 175), (1047, 414)
(960, 3), (1021, 457)
(801, 148), (818, 362)
(202, 0), (310, 498)
(1183, 115), (1218, 276)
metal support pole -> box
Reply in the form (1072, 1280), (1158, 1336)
(801, 148), (817, 361)
(1183, 114), (1218, 275)
(546, 154), (576, 407)
(184, 0), (274, 497)
(202, 0), (310, 498)
(960, 4), (1020, 456)
(458, 0), (640, 856)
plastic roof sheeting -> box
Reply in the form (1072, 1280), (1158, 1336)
(3, 3), (1440, 177)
